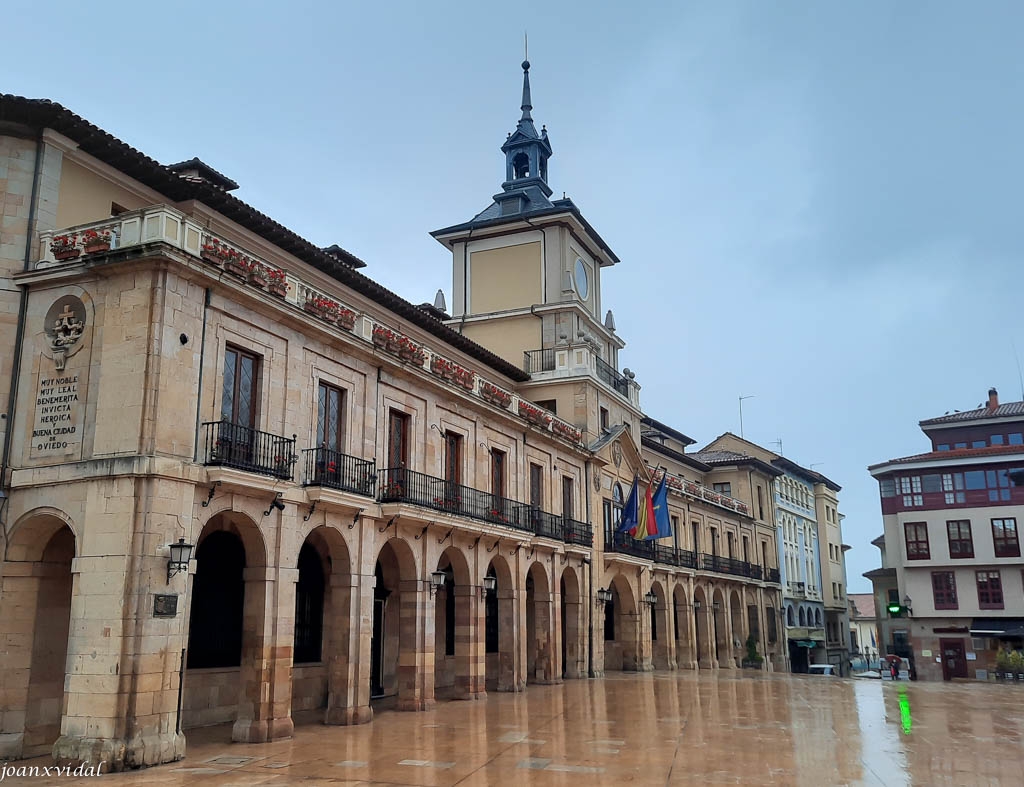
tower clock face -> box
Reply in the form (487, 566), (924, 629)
(574, 258), (589, 300)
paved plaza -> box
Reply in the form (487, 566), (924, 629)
(3, 671), (1022, 786)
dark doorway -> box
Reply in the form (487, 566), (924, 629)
(940, 639), (968, 680)
(561, 576), (567, 678)
(371, 563), (389, 697)
(788, 640), (809, 673)
(188, 531), (245, 668)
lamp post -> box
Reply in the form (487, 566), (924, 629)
(596, 587), (613, 605)
(481, 574), (497, 599)
(167, 538), (194, 584)
(429, 570), (447, 596)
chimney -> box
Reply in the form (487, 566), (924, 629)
(988, 387), (999, 410)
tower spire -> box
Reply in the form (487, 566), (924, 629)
(520, 57), (532, 122)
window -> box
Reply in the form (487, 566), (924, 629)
(931, 571), (958, 610)
(904, 522), (930, 560)
(757, 486), (765, 520)
(710, 527), (718, 557)
(485, 566), (498, 652)
(692, 521), (701, 553)
(529, 463), (543, 509)
(612, 483), (624, 527)
(964, 471), (986, 490)
(742, 535), (749, 563)
(954, 442), (968, 449)
(937, 444), (950, 451)
(726, 532), (735, 559)
(671, 515), (680, 551)
(490, 448), (506, 499)
(768, 609), (777, 644)
(387, 410), (409, 468)
(535, 399), (557, 415)
(986, 469), (1011, 502)
(443, 431), (462, 485)
(887, 588), (899, 605)
(221, 346), (259, 427)
(976, 571), (1004, 609)
(110, 201), (128, 216)
(880, 478), (896, 498)
(992, 518), (1020, 557)
(317, 382), (345, 452)
(946, 520), (974, 558)
(600, 407), (609, 431)
(972, 440), (987, 448)
(992, 435), (1005, 445)
(713, 482), (732, 497)
(942, 473), (965, 505)
(761, 541), (769, 572)
(562, 476), (574, 520)
(1011, 433), (1024, 445)
(900, 476), (923, 507)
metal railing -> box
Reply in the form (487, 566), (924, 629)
(767, 568), (781, 584)
(654, 544), (698, 569)
(523, 348), (556, 374)
(303, 446), (376, 497)
(202, 420), (296, 480)
(701, 554), (763, 579)
(595, 355), (629, 397)
(377, 468), (592, 549)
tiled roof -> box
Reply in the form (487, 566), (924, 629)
(849, 594), (875, 619)
(869, 443), (1024, 470)
(921, 401), (1024, 426)
(691, 449), (751, 464)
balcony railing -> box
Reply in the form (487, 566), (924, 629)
(654, 544), (698, 569)
(595, 355), (629, 397)
(701, 554), (764, 580)
(767, 568), (781, 584)
(523, 349), (556, 374)
(202, 420), (296, 480)
(376, 468), (591, 546)
(303, 447), (376, 497)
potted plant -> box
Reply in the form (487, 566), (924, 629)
(201, 238), (226, 267)
(267, 268), (287, 298)
(305, 296), (325, 318)
(248, 261), (269, 289)
(223, 250), (251, 279)
(742, 635), (764, 669)
(336, 308), (356, 331)
(480, 381), (512, 409)
(81, 228), (112, 254)
(50, 234), (79, 261)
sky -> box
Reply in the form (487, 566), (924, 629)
(8, 1), (1024, 591)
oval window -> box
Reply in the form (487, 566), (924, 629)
(574, 258), (589, 300)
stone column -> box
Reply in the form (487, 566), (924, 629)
(396, 579), (435, 711)
(324, 572), (371, 725)
(455, 586), (485, 699)
(498, 586), (523, 691)
(232, 566), (295, 743)
(563, 595), (582, 679)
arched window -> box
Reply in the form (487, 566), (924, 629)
(188, 531), (245, 668)
(787, 606), (795, 627)
(294, 543), (325, 663)
(815, 608), (822, 627)
(613, 483), (624, 525)
(798, 607), (806, 627)
(513, 152), (530, 178)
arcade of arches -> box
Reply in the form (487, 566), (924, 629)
(0, 500), (781, 769)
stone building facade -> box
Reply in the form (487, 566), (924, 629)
(0, 67), (783, 774)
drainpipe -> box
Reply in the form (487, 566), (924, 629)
(192, 288), (212, 461)
(1, 131), (45, 510)
(585, 457), (595, 677)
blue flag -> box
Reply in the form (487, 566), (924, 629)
(616, 477), (640, 534)
(648, 475), (672, 540)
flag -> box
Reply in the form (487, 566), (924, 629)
(615, 477), (640, 534)
(633, 482), (658, 540)
(649, 475), (672, 540)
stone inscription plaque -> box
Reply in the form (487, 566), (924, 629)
(31, 373), (82, 457)
(153, 594), (179, 617)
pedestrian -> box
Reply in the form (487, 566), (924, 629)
(890, 660), (898, 681)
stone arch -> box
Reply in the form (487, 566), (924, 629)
(711, 588), (729, 667)
(729, 589), (745, 668)
(560, 565), (584, 679)
(650, 580), (672, 670)
(672, 583), (695, 669)
(484, 553), (517, 691)
(604, 573), (640, 671)
(434, 545), (481, 700)
(526, 561), (554, 684)
(0, 515), (76, 758)
(372, 537), (429, 710)
(692, 585), (712, 668)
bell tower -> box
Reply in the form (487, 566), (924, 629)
(495, 59), (553, 216)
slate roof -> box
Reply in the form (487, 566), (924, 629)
(640, 416), (696, 447)
(691, 449), (751, 464)
(0, 94), (529, 383)
(849, 594), (875, 619)
(868, 443), (1024, 471)
(920, 401), (1024, 426)
(165, 157), (239, 191)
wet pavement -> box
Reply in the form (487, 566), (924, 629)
(3, 671), (1023, 785)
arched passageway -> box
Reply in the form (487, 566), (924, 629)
(560, 566), (583, 679)
(526, 562), (554, 683)
(651, 581), (671, 669)
(485, 555), (517, 691)
(603, 574), (639, 671)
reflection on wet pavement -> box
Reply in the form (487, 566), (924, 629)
(3, 671), (1023, 785)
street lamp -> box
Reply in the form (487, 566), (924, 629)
(902, 595), (913, 616)
(167, 538), (194, 584)
(481, 574), (497, 598)
(643, 590), (657, 606)
(596, 587), (613, 604)
(430, 570), (447, 595)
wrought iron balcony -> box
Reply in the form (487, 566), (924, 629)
(202, 420), (296, 480)
(595, 355), (629, 397)
(701, 554), (764, 580)
(376, 468), (591, 546)
(523, 348), (556, 374)
(303, 447), (376, 497)
(606, 531), (656, 560)
(767, 568), (781, 584)
(654, 544), (698, 569)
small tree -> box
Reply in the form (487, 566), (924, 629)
(744, 634), (763, 667)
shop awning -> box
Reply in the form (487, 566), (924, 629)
(970, 618), (1024, 638)
(791, 640), (819, 648)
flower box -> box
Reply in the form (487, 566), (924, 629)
(336, 309), (356, 331)
(518, 400), (553, 429)
(51, 234), (79, 261)
(224, 257), (251, 279)
(248, 263), (269, 289)
(430, 355), (456, 380)
(684, 482), (700, 496)
(201, 243), (224, 267)
(266, 268), (287, 297)
(480, 381), (512, 409)
(736, 502), (750, 515)
(81, 228), (111, 254)
(304, 299), (324, 319)
(551, 420), (582, 443)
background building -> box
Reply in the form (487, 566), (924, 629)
(868, 388), (1024, 681)
(848, 593), (879, 668)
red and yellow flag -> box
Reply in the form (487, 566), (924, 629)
(631, 483), (658, 540)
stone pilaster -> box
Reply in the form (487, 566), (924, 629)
(324, 572), (371, 725)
